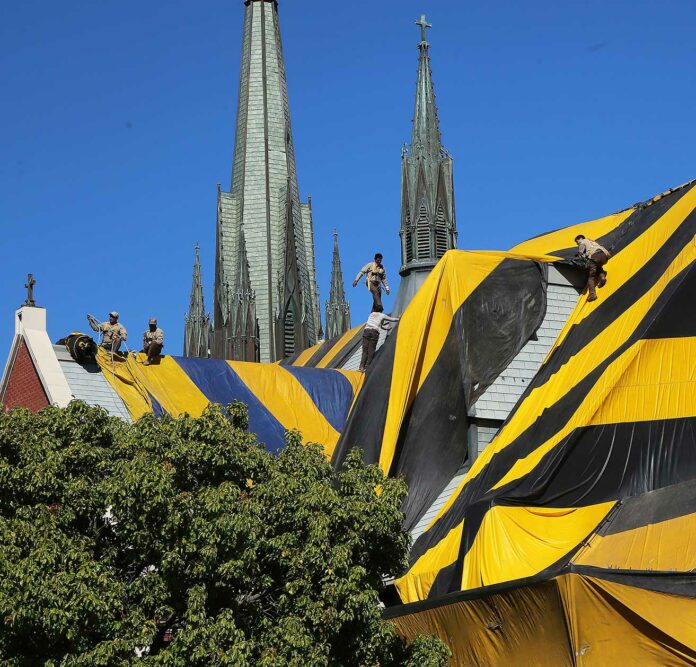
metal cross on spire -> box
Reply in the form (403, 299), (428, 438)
(416, 14), (432, 44)
(23, 273), (36, 307)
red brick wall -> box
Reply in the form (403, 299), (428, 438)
(2, 338), (50, 412)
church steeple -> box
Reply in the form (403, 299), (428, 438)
(212, 0), (320, 362)
(411, 15), (442, 161)
(393, 15), (457, 315)
(325, 230), (351, 340)
(184, 243), (211, 358)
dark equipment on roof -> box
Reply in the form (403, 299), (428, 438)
(64, 333), (98, 364)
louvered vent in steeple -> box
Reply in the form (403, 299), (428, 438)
(283, 311), (295, 357)
(435, 205), (448, 258)
(416, 202), (430, 258)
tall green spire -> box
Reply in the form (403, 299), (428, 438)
(212, 0), (320, 362)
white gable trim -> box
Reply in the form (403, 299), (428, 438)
(14, 307), (73, 408)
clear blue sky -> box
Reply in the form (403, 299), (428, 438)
(1, 0), (694, 358)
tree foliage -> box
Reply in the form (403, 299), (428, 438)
(0, 402), (449, 666)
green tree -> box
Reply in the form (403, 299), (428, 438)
(0, 401), (449, 666)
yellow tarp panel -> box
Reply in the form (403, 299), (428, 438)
(291, 343), (321, 367)
(511, 209), (633, 258)
(573, 511), (696, 572)
(392, 574), (696, 666)
(391, 579), (573, 667)
(589, 337), (696, 425)
(558, 575), (696, 666)
(96, 349), (155, 420)
(395, 503), (614, 604)
(460, 503), (615, 591)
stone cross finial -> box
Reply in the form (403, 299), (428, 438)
(416, 14), (432, 43)
(24, 273), (36, 307)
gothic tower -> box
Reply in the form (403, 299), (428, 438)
(325, 231), (351, 340)
(184, 244), (212, 358)
(212, 0), (320, 362)
(393, 15), (457, 315)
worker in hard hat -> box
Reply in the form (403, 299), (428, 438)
(142, 318), (164, 366)
(87, 311), (127, 353)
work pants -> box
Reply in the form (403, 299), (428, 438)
(101, 339), (122, 354)
(144, 342), (163, 361)
(360, 329), (380, 371)
(586, 250), (609, 297)
(369, 281), (383, 310)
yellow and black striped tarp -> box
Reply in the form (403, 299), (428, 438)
(280, 325), (364, 369)
(384, 179), (696, 664)
(395, 180), (696, 604)
(333, 249), (559, 530)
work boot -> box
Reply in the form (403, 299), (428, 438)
(598, 274), (607, 288)
(587, 291), (598, 302)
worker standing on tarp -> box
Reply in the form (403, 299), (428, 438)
(353, 253), (390, 311)
(359, 305), (399, 372)
(142, 318), (164, 366)
(87, 311), (127, 353)
(575, 234), (611, 302)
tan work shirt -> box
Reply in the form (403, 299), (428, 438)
(355, 262), (390, 291)
(143, 328), (164, 347)
(97, 322), (127, 347)
(578, 238), (610, 259)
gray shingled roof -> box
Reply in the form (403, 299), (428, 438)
(474, 267), (582, 422)
(53, 345), (131, 421)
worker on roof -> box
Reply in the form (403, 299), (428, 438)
(353, 253), (390, 311)
(359, 305), (399, 372)
(142, 318), (164, 366)
(87, 311), (127, 353)
(575, 234), (611, 302)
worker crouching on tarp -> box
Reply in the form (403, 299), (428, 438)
(359, 305), (399, 372)
(575, 234), (611, 302)
(87, 311), (127, 353)
(353, 253), (390, 311)
(142, 318), (164, 366)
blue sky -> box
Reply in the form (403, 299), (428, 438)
(1, 0), (694, 358)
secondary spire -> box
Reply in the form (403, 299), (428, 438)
(184, 243), (211, 358)
(325, 230), (351, 340)
(393, 13), (458, 314)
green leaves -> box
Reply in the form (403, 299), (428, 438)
(0, 402), (449, 666)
